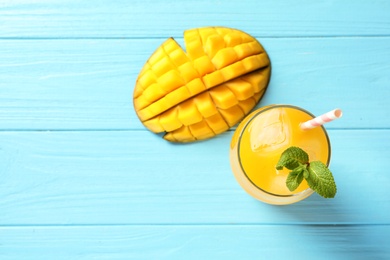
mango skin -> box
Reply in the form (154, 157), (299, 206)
(133, 27), (271, 142)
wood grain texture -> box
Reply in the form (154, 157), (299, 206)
(1, 0), (390, 259)
(1, 225), (389, 260)
(1, 0), (390, 38)
(1, 37), (389, 130)
(1, 130), (389, 225)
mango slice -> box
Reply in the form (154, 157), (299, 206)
(133, 27), (271, 142)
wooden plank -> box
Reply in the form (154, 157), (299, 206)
(0, 130), (389, 225)
(0, 38), (389, 130)
(1, 225), (389, 259)
(1, 0), (390, 38)
(0, 39), (139, 130)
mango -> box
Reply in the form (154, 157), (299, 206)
(133, 27), (271, 142)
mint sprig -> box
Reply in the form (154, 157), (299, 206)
(276, 146), (337, 198)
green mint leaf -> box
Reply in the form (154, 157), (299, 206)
(276, 146), (338, 199)
(306, 161), (337, 198)
(276, 146), (309, 170)
(303, 168), (310, 179)
(286, 165), (306, 191)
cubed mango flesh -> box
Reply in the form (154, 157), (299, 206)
(133, 26), (271, 142)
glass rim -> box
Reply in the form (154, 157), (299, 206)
(236, 104), (331, 198)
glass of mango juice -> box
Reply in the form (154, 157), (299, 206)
(230, 104), (332, 205)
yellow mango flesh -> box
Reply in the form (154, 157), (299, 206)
(133, 27), (271, 142)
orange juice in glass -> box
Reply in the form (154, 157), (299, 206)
(230, 104), (331, 205)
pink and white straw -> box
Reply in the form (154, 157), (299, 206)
(300, 109), (343, 130)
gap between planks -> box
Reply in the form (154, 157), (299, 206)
(1, 35), (390, 41)
(1, 223), (390, 228)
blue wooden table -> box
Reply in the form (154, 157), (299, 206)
(1, 1), (390, 259)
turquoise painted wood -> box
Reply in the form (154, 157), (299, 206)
(1, 0), (390, 259)
(0, 130), (389, 226)
(1, 38), (389, 130)
(1, 0), (390, 38)
(1, 226), (389, 259)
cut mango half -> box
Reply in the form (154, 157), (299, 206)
(133, 26), (271, 142)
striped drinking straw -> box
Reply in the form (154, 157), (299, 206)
(300, 109), (343, 130)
